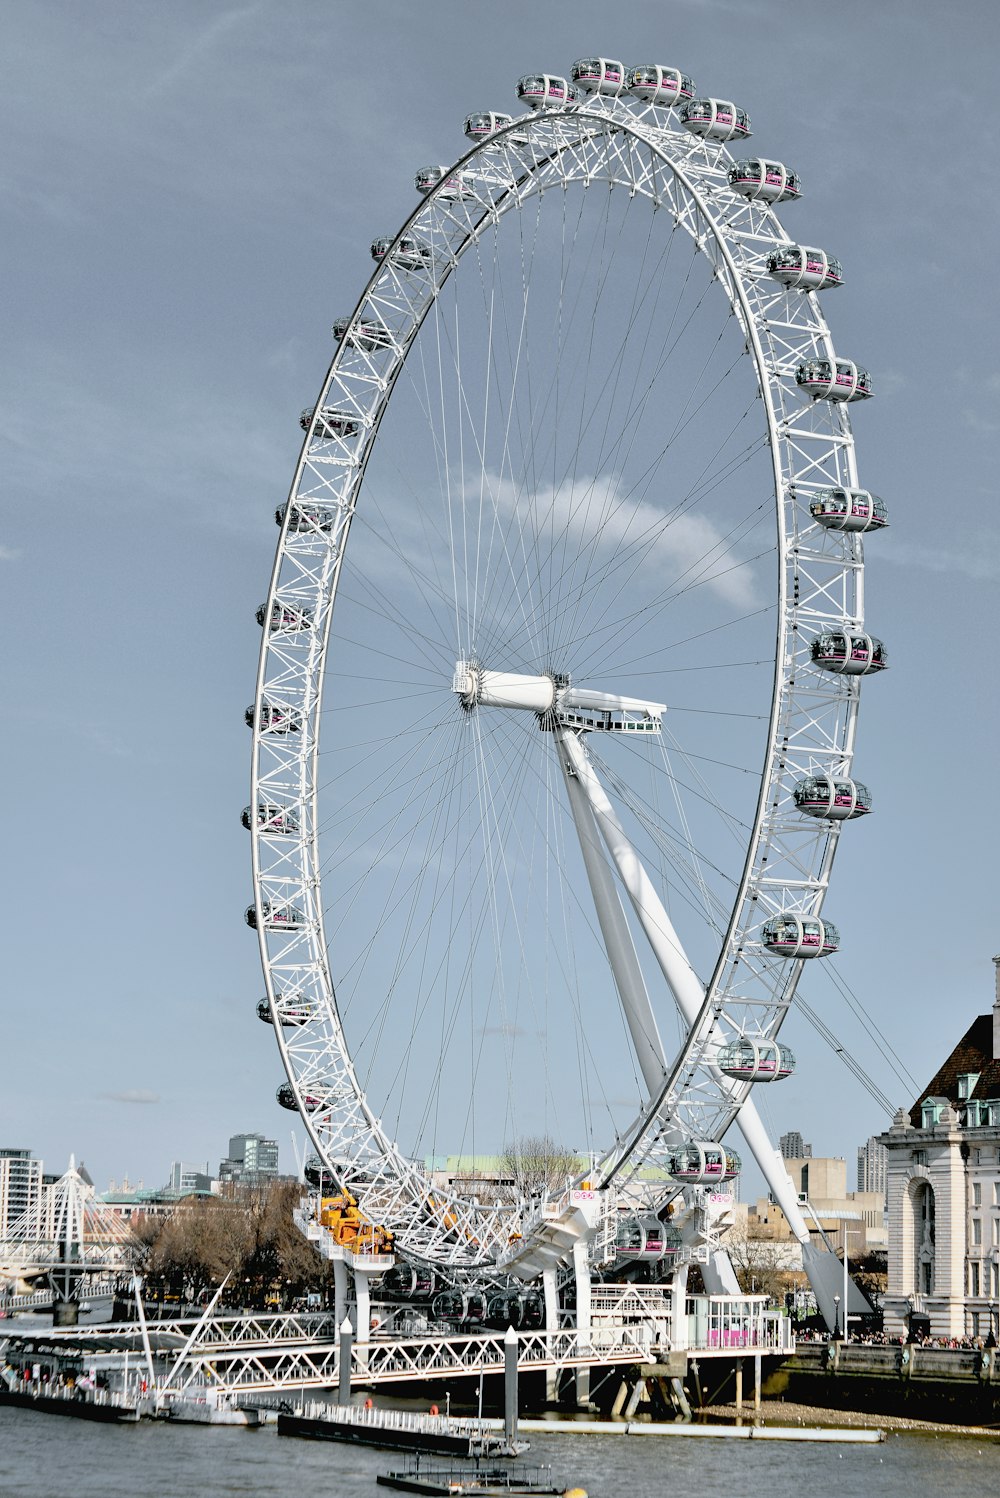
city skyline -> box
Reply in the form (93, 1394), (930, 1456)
(3, 1), (998, 1193)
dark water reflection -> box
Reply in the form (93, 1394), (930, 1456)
(0, 1407), (995, 1498)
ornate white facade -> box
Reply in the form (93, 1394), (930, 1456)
(881, 960), (1000, 1340)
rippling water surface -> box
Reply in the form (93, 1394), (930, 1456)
(1, 1409), (996, 1498)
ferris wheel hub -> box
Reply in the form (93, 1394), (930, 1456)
(453, 661), (665, 731)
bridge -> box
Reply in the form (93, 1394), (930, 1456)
(0, 1292), (793, 1406)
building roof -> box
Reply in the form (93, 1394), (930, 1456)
(909, 1012), (1000, 1125)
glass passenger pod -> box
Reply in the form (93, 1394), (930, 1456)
(628, 65), (696, 107)
(515, 74), (577, 110)
(716, 1038), (796, 1082)
(370, 235), (434, 270)
(255, 599), (314, 633)
(432, 1289), (487, 1323)
(795, 358), (873, 402)
(761, 915), (840, 959)
(728, 159), (801, 202)
(276, 1082), (329, 1114)
(811, 630), (888, 675)
(768, 245), (843, 291)
(275, 500), (338, 535)
(241, 802), (301, 834)
(299, 407), (361, 440)
(809, 487), (888, 533)
(256, 994), (313, 1027)
(491, 1290), (543, 1329)
(331, 317), (393, 352)
(414, 166), (478, 202)
(383, 1263), (437, 1298)
(463, 111), (527, 145)
(667, 1143), (742, 1184)
(679, 98), (751, 141)
(245, 701), (303, 733)
(570, 58), (626, 95)
(245, 901), (307, 931)
(614, 1214), (681, 1259)
(793, 775), (872, 820)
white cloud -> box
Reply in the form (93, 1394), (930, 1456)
(99, 1089), (161, 1105)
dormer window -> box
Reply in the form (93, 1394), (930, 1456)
(921, 1097), (948, 1128)
(957, 1072), (981, 1101)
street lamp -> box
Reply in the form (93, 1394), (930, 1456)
(833, 1293), (842, 1341)
(906, 1293), (915, 1343)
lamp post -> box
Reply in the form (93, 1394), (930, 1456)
(833, 1293), (841, 1341)
(906, 1293), (915, 1343)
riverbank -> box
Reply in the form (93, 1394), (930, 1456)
(702, 1397), (1000, 1438)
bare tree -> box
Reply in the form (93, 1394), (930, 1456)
(498, 1135), (581, 1204)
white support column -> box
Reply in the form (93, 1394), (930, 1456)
(560, 730), (812, 1248)
(555, 727), (668, 1096)
(671, 1263), (690, 1351)
(354, 1266), (372, 1346)
(542, 1267), (559, 1404)
(573, 1238), (592, 1408)
(333, 1254), (349, 1329)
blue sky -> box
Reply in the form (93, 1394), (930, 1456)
(3, 0), (999, 1196)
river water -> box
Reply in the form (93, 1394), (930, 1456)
(0, 1408), (995, 1498)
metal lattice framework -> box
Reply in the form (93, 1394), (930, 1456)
(249, 66), (881, 1269)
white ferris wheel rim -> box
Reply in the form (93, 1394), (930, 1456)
(249, 86), (873, 1269)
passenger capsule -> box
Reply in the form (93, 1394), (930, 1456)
(811, 630), (887, 675)
(614, 1214), (682, 1259)
(241, 802), (301, 834)
(414, 166), (477, 201)
(257, 993), (314, 1026)
(795, 358), (873, 402)
(332, 317), (392, 352)
(371, 235), (434, 270)
(515, 74), (578, 110)
(299, 407), (361, 440)
(245, 900), (306, 931)
(245, 701), (303, 734)
(571, 58), (627, 95)
(276, 1082), (329, 1113)
(809, 487), (887, 533)
(768, 245), (843, 291)
(463, 111), (527, 145)
(667, 1142), (742, 1184)
(679, 98), (751, 141)
(486, 1290), (543, 1329)
(256, 599), (313, 632)
(761, 915), (840, 959)
(793, 775), (872, 820)
(383, 1263), (438, 1298)
(728, 159), (801, 203)
(276, 500), (337, 535)
(432, 1289), (487, 1324)
(716, 1038), (796, 1082)
(628, 65), (695, 107)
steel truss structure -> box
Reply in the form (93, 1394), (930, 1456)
(249, 64), (882, 1269)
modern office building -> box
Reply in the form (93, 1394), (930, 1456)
(0, 1149), (43, 1235)
(219, 1133), (279, 1184)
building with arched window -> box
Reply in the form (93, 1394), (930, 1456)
(880, 958), (1000, 1341)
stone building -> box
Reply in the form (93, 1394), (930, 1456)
(880, 958), (1000, 1341)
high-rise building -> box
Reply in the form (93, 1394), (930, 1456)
(779, 1131), (812, 1160)
(223, 1133), (279, 1182)
(167, 1161), (213, 1194)
(856, 1135), (888, 1198)
(0, 1149), (43, 1234)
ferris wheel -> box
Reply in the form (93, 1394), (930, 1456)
(246, 58), (886, 1273)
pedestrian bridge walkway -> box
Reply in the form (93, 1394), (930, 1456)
(2, 1294), (792, 1399)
